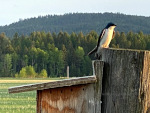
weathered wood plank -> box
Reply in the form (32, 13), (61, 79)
(140, 51), (150, 113)
(36, 90), (42, 113)
(37, 84), (95, 113)
(101, 48), (150, 113)
(93, 60), (104, 113)
(8, 76), (96, 94)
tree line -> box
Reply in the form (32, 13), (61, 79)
(1, 13), (150, 37)
(0, 30), (150, 77)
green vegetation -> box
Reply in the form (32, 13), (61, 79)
(0, 82), (35, 113)
(1, 13), (150, 37)
(15, 66), (47, 78)
(0, 30), (150, 78)
(110, 31), (149, 50)
(0, 78), (58, 113)
(38, 69), (47, 78)
(0, 31), (94, 78)
(0, 13), (150, 78)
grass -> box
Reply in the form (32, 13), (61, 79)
(0, 78), (59, 113)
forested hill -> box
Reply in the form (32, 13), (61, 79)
(1, 13), (150, 37)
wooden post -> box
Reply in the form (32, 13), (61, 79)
(67, 66), (69, 78)
(93, 60), (104, 113)
(101, 48), (150, 113)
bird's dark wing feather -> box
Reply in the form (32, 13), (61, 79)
(112, 30), (115, 39)
(97, 29), (106, 47)
(87, 29), (106, 56)
(87, 46), (97, 56)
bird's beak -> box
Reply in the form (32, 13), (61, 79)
(114, 24), (117, 26)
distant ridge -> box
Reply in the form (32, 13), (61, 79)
(0, 12), (150, 37)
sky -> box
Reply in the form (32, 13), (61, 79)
(0, 0), (150, 26)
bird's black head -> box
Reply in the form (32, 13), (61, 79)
(105, 22), (117, 29)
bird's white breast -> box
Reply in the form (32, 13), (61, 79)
(100, 27), (114, 48)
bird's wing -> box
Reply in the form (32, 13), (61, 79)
(112, 30), (115, 39)
(97, 29), (106, 47)
(87, 29), (106, 56)
(87, 46), (97, 56)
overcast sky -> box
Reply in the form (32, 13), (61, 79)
(0, 0), (149, 26)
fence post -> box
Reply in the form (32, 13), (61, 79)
(93, 60), (104, 113)
(67, 66), (69, 78)
(101, 48), (150, 113)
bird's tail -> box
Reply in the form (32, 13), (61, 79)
(87, 46), (97, 56)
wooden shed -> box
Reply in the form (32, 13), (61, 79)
(8, 61), (104, 113)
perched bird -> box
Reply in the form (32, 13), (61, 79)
(88, 22), (117, 59)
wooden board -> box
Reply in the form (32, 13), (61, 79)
(37, 84), (95, 113)
(8, 76), (96, 94)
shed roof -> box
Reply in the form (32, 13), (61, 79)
(8, 76), (97, 94)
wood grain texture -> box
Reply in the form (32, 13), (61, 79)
(93, 60), (104, 113)
(37, 84), (95, 113)
(8, 76), (97, 94)
(101, 48), (150, 113)
(36, 61), (104, 113)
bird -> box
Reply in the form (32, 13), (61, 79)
(88, 22), (117, 59)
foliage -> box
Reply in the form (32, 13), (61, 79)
(38, 69), (48, 78)
(1, 13), (150, 37)
(0, 79), (59, 113)
(110, 31), (149, 50)
(15, 66), (37, 78)
(0, 82), (35, 113)
(0, 30), (150, 78)
(15, 65), (49, 78)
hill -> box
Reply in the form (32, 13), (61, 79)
(0, 12), (150, 37)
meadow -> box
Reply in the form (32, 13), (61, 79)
(0, 78), (58, 113)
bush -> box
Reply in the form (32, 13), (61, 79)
(26, 66), (36, 78)
(16, 66), (37, 78)
(15, 65), (48, 78)
(15, 73), (19, 78)
(19, 67), (26, 78)
(37, 69), (48, 78)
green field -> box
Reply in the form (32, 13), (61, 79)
(0, 78), (59, 113)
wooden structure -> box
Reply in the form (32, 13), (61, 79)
(9, 48), (150, 113)
(9, 61), (104, 113)
(100, 48), (150, 113)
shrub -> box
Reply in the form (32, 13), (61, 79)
(16, 66), (37, 78)
(38, 69), (47, 78)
